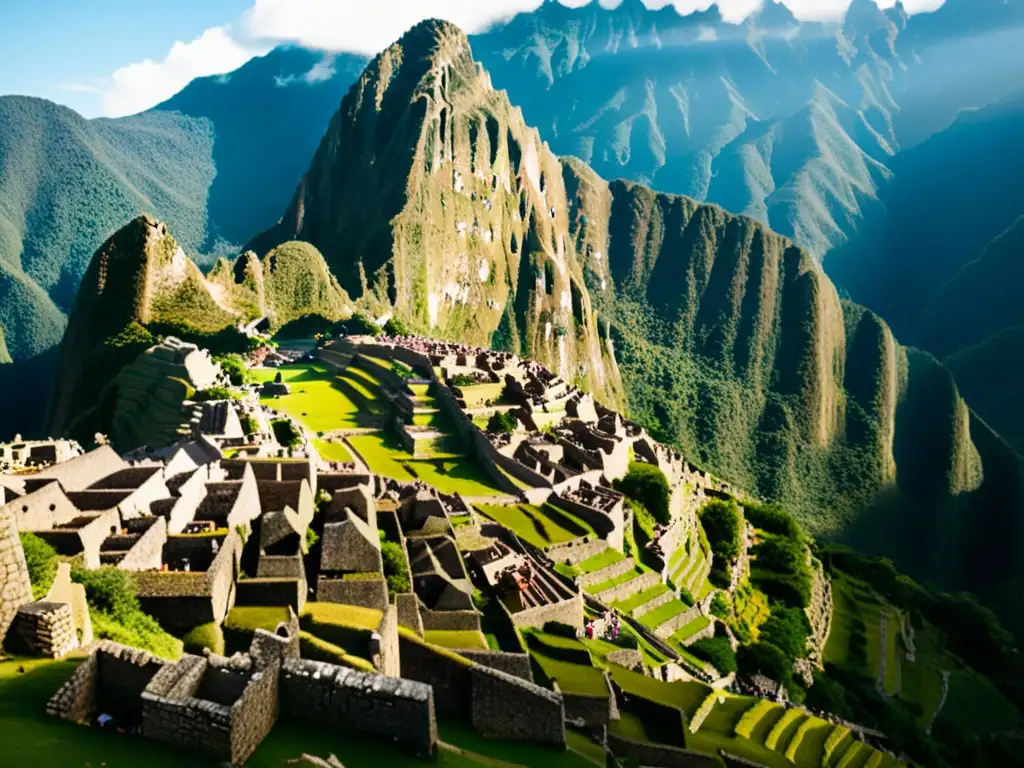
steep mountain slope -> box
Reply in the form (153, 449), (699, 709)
(47, 215), (347, 442)
(253, 19), (1024, 609)
(249, 20), (624, 406)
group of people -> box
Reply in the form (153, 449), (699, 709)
(583, 610), (621, 641)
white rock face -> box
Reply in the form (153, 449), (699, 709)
(478, 260), (490, 282)
(428, 293), (440, 327)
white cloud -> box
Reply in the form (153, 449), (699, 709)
(102, 26), (269, 117)
(91, 0), (947, 117)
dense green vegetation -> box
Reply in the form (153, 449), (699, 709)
(613, 462), (671, 524)
(699, 499), (742, 588)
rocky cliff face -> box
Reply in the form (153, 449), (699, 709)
(254, 20), (1024, 606)
(250, 20), (623, 405)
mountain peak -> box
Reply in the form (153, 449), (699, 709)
(752, 0), (799, 30)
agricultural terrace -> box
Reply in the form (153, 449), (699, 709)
(255, 359), (506, 497)
(474, 502), (595, 549)
(825, 575), (902, 696)
(607, 666), (902, 768)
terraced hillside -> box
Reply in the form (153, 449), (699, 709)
(248, 19), (1024, 615)
(46, 215), (350, 444)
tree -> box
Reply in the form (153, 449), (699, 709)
(337, 313), (380, 337)
(700, 499), (742, 564)
(487, 410), (518, 434)
(383, 316), (410, 337)
(614, 462), (671, 524)
(738, 641), (792, 685)
(689, 636), (737, 674)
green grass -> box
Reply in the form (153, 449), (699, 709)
(349, 432), (503, 496)
(439, 721), (597, 768)
(898, 624), (949, 726)
(223, 606), (291, 653)
(587, 567), (645, 597)
(476, 503), (587, 548)
(530, 650), (610, 697)
(938, 669), (1020, 735)
(314, 438), (354, 463)
(253, 363), (381, 432)
(424, 629), (490, 651)
(607, 665), (709, 716)
(613, 583), (671, 615)
(672, 615), (712, 643)
(609, 711), (648, 741)
(457, 382), (504, 409)
(825, 575), (900, 694)
(578, 548), (625, 574)
(637, 599), (688, 630)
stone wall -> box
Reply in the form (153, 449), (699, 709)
(118, 517), (167, 571)
(607, 732), (721, 768)
(236, 578), (305, 611)
(0, 504), (32, 644)
(654, 604), (703, 638)
(316, 575), (389, 612)
(547, 538), (609, 566)
(398, 630), (473, 716)
(580, 557), (635, 589)
(459, 649), (533, 681)
(593, 571), (660, 605)
(279, 658), (437, 755)
(470, 665), (565, 747)
(559, 688), (613, 729)
(420, 607), (482, 632)
(508, 591), (584, 630)
(229, 660), (280, 764)
(396, 592), (424, 635)
(9, 601), (77, 657)
(633, 589), (676, 619)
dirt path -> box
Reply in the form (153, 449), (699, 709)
(926, 671), (952, 735)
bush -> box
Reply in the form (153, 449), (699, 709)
(743, 501), (802, 539)
(240, 413), (258, 435)
(699, 499), (742, 564)
(183, 622), (225, 655)
(451, 373), (478, 387)
(382, 316), (410, 337)
(487, 410), (518, 434)
(72, 564), (140, 622)
(271, 418), (302, 448)
(338, 313), (380, 337)
(758, 606), (811, 662)
(215, 354), (250, 386)
(20, 532), (59, 599)
(614, 463), (671, 524)
(193, 386), (237, 402)
(710, 593), (731, 619)
(381, 540), (411, 596)
(738, 641), (792, 685)
(689, 636), (737, 674)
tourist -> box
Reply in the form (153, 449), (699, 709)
(585, 621), (594, 640)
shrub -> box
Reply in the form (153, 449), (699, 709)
(451, 373), (478, 387)
(487, 410), (518, 434)
(215, 354), (250, 386)
(305, 527), (320, 551)
(71, 564), (140, 622)
(193, 386), (237, 402)
(758, 605), (811, 662)
(20, 532), (59, 599)
(383, 316), (410, 337)
(615, 463), (671, 525)
(743, 501), (802, 539)
(738, 641), (791, 685)
(710, 593), (731, 619)
(183, 622), (225, 655)
(689, 636), (737, 674)
(381, 540), (411, 596)
(271, 418), (302, 448)
(699, 499), (742, 564)
(240, 413), (258, 435)
(338, 313), (380, 337)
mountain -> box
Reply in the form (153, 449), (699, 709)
(47, 214), (347, 443)
(827, 96), (1024, 452)
(250, 18), (1024, 613)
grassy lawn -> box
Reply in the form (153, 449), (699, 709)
(254, 363), (380, 432)
(424, 629), (490, 651)
(531, 651), (610, 697)
(687, 731), (795, 768)
(826, 574), (900, 694)
(458, 382), (505, 409)
(314, 438), (354, 463)
(439, 721), (598, 768)
(898, 624), (949, 726)
(637, 600), (688, 630)
(607, 665), (709, 717)
(938, 669), (1020, 735)
(476, 503), (588, 549)
(349, 432), (503, 496)
(609, 711), (648, 740)
(672, 615), (712, 643)
(578, 548), (625, 574)
(614, 583), (671, 615)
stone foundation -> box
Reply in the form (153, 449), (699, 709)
(9, 601), (77, 658)
(471, 665), (565, 747)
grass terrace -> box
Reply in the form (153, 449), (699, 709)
(525, 630), (610, 698)
(637, 600), (688, 631)
(613, 583), (671, 615)
(252, 362), (384, 432)
(313, 438), (354, 463)
(938, 669), (1019, 735)
(825, 574), (902, 695)
(587, 566), (645, 597)
(577, 548), (625, 574)
(349, 432), (504, 496)
(475, 503), (593, 549)
(423, 629), (490, 651)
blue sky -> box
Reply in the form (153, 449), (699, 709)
(0, 0), (945, 118)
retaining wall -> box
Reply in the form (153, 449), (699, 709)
(470, 665), (565, 747)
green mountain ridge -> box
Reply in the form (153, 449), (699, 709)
(247, 18), (1024, 619)
(47, 214), (348, 445)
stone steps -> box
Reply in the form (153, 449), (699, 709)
(595, 570), (661, 604)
